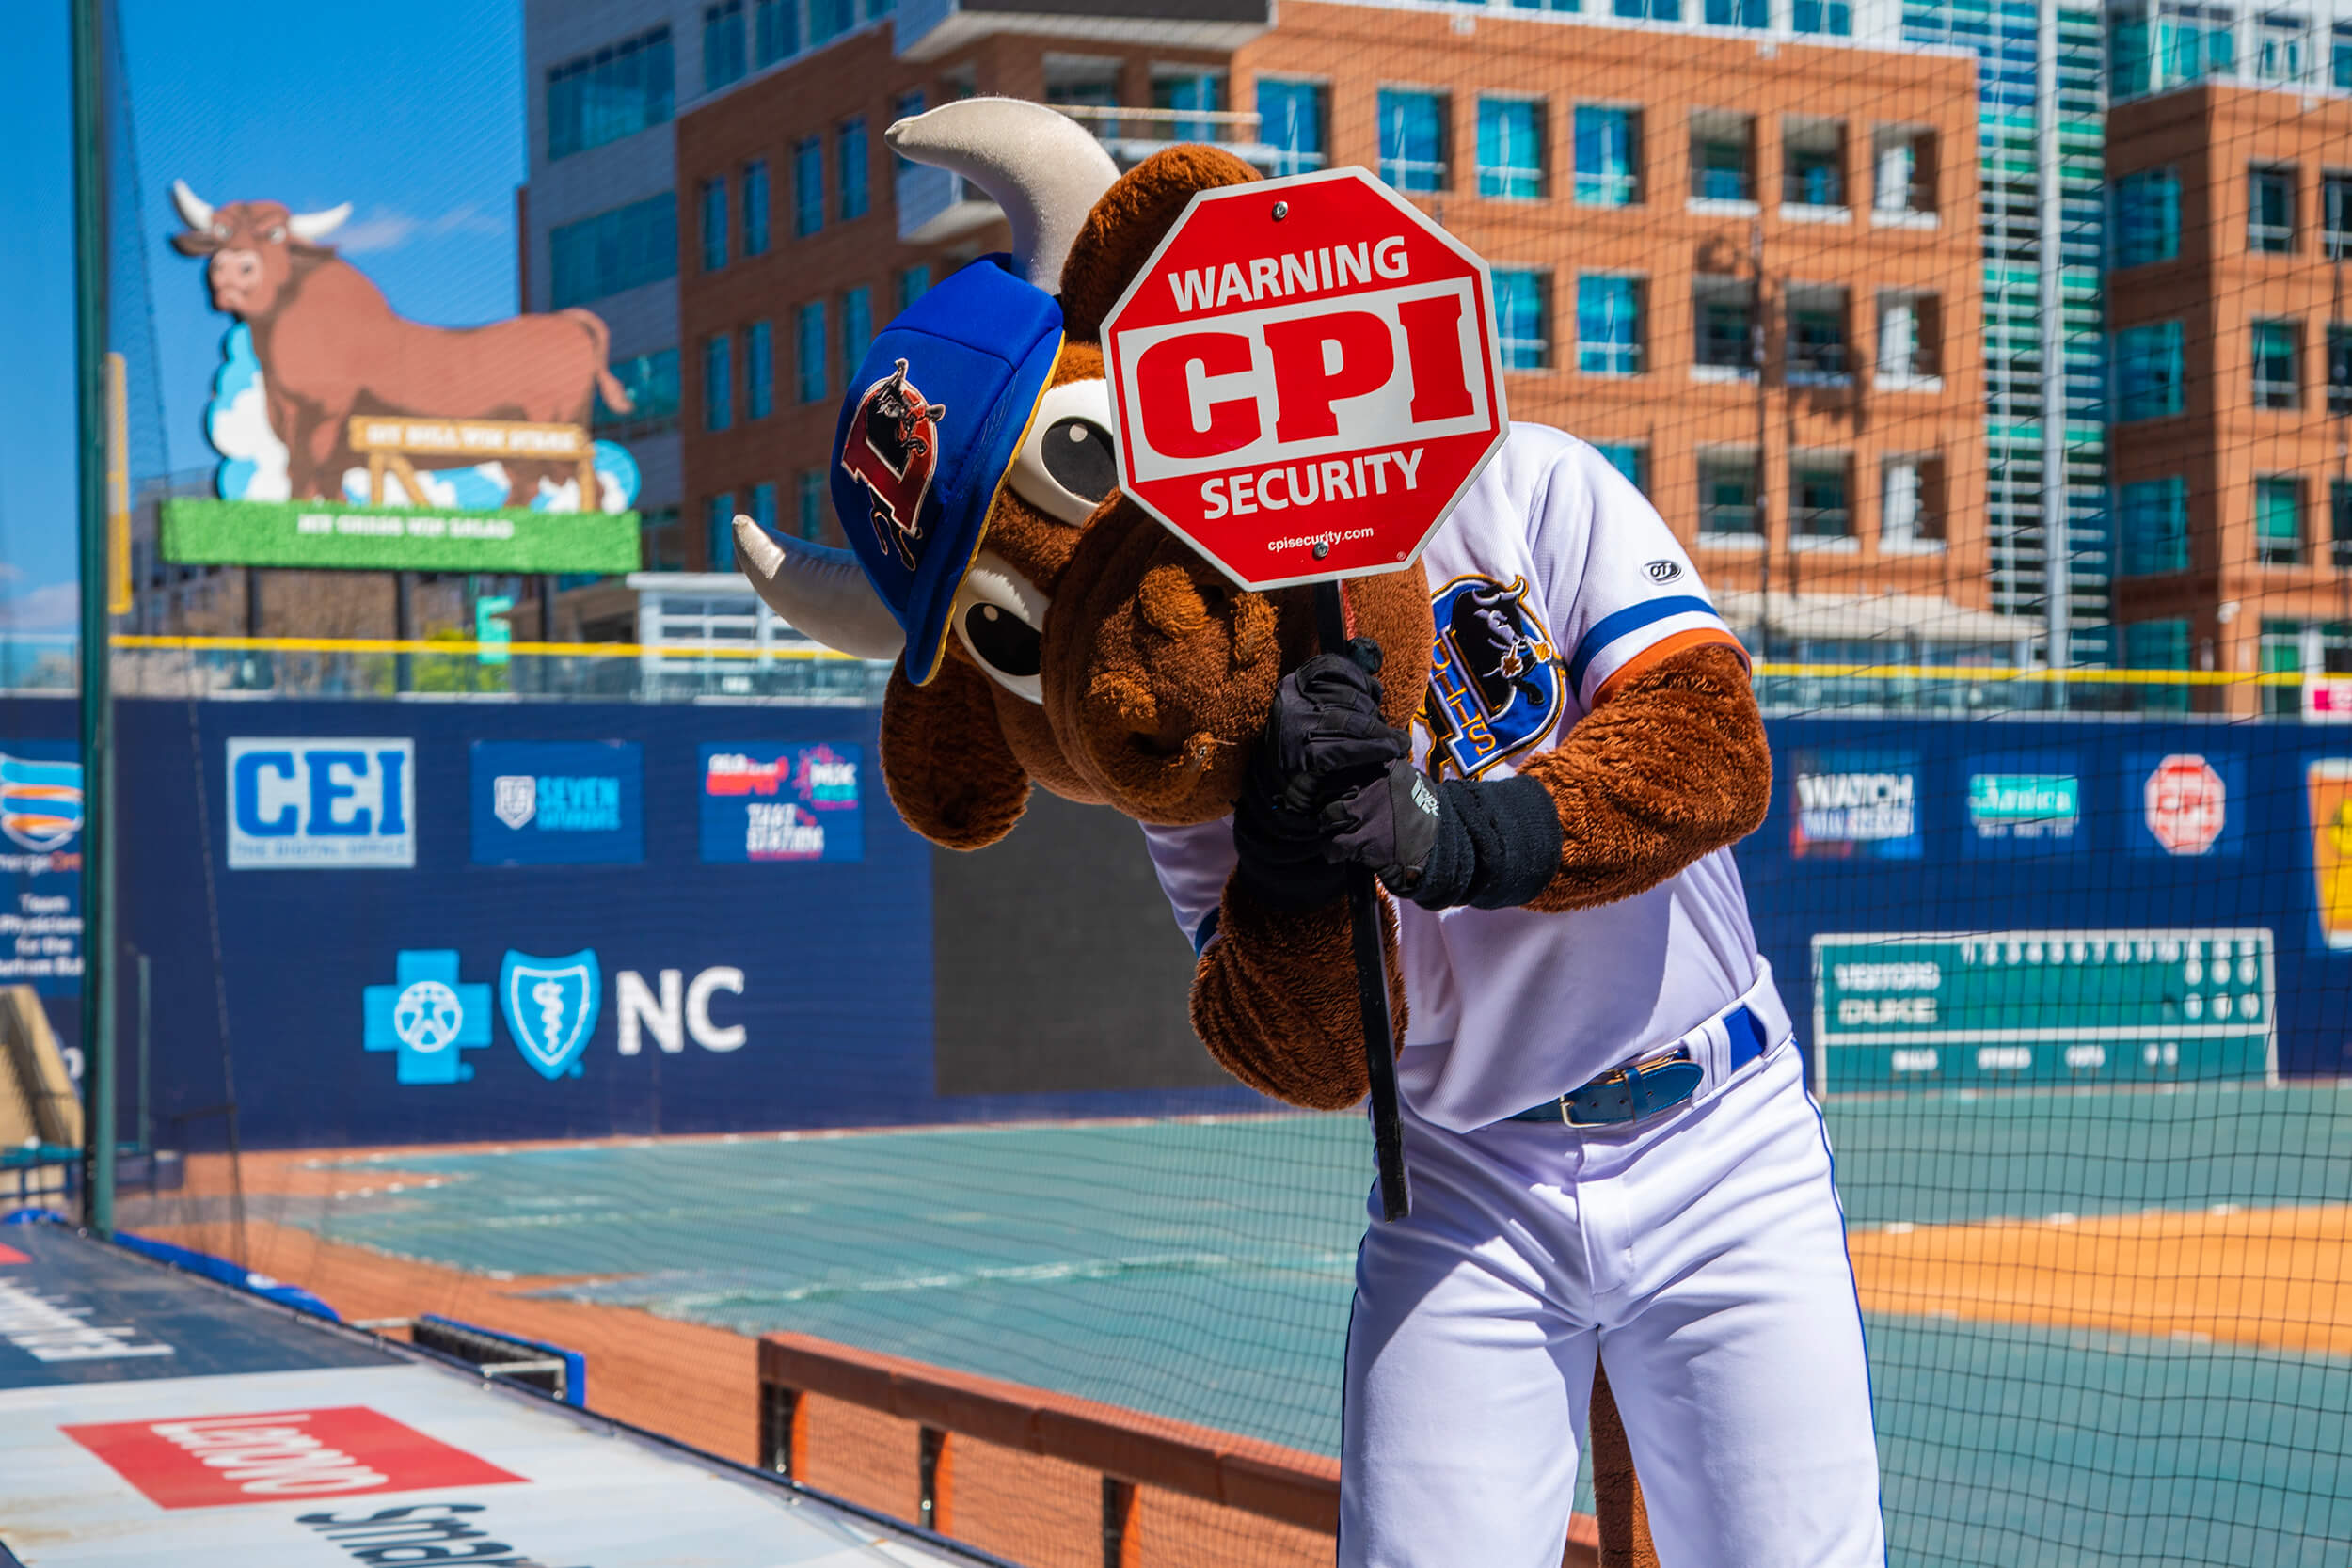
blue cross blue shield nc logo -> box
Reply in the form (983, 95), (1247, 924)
(498, 949), (602, 1081)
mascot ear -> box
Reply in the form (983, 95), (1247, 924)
(1059, 146), (1262, 340)
(880, 655), (1034, 850)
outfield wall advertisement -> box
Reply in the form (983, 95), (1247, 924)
(11, 701), (2352, 1149)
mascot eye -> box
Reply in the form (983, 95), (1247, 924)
(264, 225), (286, 243)
(211, 221), (230, 240)
(950, 549), (1048, 704)
(1009, 378), (1117, 526)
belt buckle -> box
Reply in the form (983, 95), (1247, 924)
(1561, 1049), (1695, 1129)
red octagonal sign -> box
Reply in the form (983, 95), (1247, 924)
(1103, 168), (1509, 590)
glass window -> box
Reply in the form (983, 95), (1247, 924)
(838, 119), (870, 220)
(742, 162), (770, 257)
(1698, 455), (1759, 536)
(2330, 325), (2352, 415)
(1787, 141), (1844, 207)
(1793, 0), (1851, 34)
(1259, 80), (1328, 177)
(547, 25), (675, 162)
(2323, 173), (2352, 259)
(2118, 475), (2189, 575)
(794, 137), (824, 236)
(1695, 282), (1755, 370)
(796, 301), (828, 403)
(2257, 476), (2304, 564)
(746, 321), (773, 420)
(755, 0), (798, 67)
(898, 265), (930, 312)
(2338, 22), (2352, 88)
(2111, 167), (2180, 267)
(1595, 444), (1646, 493)
(2252, 320), (2298, 408)
(700, 177), (728, 272)
(2257, 16), (2307, 79)
(2124, 618), (2192, 711)
(1477, 99), (1544, 200)
(704, 333), (733, 432)
(842, 286), (873, 373)
(2250, 165), (2295, 252)
(1493, 269), (1550, 371)
(1154, 71), (1227, 143)
(892, 89), (926, 172)
(706, 493), (735, 570)
(595, 347), (680, 431)
(797, 471), (829, 542)
(1614, 0), (1681, 18)
(548, 193), (678, 309)
(703, 1), (748, 91)
(1873, 132), (1926, 214)
(1787, 292), (1849, 379)
(1792, 461), (1851, 538)
(809, 0), (855, 42)
(1576, 276), (1642, 375)
(2113, 320), (2185, 421)
(2335, 478), (2352, 568)
(1573, 107), (1638, 207)
(750, 481), (778, 535)
(1705, 0), (1766, 26)
(1881, 458), (1943, 546)
(1378, 89), (1447, 194)
(1692, 121), (1754, 203)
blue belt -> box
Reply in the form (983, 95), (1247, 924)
(1506, 1004), (1770, 1128)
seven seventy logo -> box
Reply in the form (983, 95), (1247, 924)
(62, 1407), (521, 1510)
(227, 739), (414, 868)
(364, 947), (744, 1086)
(470, 741), (644, 866)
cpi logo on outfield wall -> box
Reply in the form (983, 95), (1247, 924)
(228, 738), (414, 868)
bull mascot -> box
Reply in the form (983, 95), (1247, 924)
(738, 99), (1883, 1568)
(169, 181), (633, 506)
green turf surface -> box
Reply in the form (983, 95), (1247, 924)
(287, 1085), (2352, 1566)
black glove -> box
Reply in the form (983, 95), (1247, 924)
(1233, 642), (1409, 909)
(1322, 761), (1563, 911)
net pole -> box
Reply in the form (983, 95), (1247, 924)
(72, 0), (118, 1236)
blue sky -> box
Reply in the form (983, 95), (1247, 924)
(0, 0), (524, 629)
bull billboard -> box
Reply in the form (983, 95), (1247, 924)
(155, 182), (640, 576)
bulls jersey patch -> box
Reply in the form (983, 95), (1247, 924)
(841, 359), (947, 569)
(1423, 573), (1566, 780)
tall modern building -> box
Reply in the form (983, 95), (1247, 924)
(2103, 2), (2352, 712)
(520, 0), (707, 582)
(668, 0), (1998, 672)
(1902, 0), (2113, 674)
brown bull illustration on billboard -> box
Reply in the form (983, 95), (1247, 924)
(169, 180), (633, 505)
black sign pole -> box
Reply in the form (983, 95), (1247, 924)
(1313, 579), (1409, 1223)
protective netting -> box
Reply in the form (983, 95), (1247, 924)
(15, 0), (2351, 1564)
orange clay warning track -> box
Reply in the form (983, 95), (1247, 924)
(1849, 1201), (2352, 1357)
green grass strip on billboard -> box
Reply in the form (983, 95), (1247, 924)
(161, 497), (640, 574)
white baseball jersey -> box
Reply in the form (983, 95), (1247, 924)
(1141, 423), (1763, 1131)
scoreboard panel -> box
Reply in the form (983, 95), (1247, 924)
(1811, 928), (2277, 1092)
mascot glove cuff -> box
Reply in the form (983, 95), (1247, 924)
(1323, 764), (1562, 912)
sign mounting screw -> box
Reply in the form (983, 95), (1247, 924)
(1271, 201), (1289, 220)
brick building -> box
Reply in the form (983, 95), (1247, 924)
(2105, 71), (2352, 712)
(672, 0), (1998, 660)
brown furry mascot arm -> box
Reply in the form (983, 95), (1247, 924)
(1186, 641), (1762, 1109)
(1517, 641), (1771, 911)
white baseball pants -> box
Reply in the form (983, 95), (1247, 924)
(1338, 1042), (1884, 1568)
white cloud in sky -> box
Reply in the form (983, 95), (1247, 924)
(0, 582), (80, 631)
(335, 203), (506, 256)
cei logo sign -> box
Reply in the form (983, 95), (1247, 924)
(227, 738), (414, 868)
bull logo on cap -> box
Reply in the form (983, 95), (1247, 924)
(841, 359), (947, 569)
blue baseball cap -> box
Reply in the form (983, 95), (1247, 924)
(832, 256), (1064, 685)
